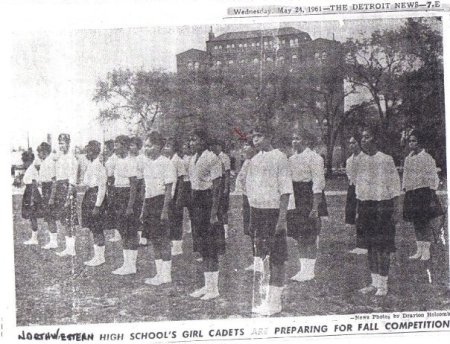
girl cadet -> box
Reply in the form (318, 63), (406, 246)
(402, 129), (443, 261)
(180, 140), (193, 234)
(37, 142), (58, 250)
(52, 133), (79, 257)
(246, 125), (293, 316)
(287, 130), (326, 282)
(141, 132), (177, 286)
(162, 138), (187, 256)
(111, 135), (139, 275)
(345, 135), (367, 255)
(81, 140), (108, 267)
(21, 150), (43, 245)
(354, 125), (401, 296)
(188, 129), (225, 301)
(104, 139), (121, 243)
(129, 136), (147, 246)
(234, 138), (263, 273)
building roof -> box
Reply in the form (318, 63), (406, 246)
(209, 27), (309, 42)
(176, 48), (207, 57)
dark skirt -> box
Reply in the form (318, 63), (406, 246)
(132, 179), (145, 230)
(219, 179), (230, 216)
(112, 187), (138, 237)
(345, 184), (357, 225)
(403, 187), (444, 222)
(287, 181), (320, 243)
(21, 184), (43, 220)
(357, 199), (396, 252)
(191, 189), (225, 257)
(105, 184), (117, 230)
(242, 195), (251, 236)
(179, 180), (192, 209)
(249, 207), (288, 264)
(54, 180), (79, 227)
(318, 190), (328, 217)
(142, 195), (170, 241)
(41, 182), (56, 222)
(81, 187), (107, 233)
(169, 178), (184, 240)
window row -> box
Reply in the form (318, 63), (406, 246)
(212, 37), (307, 50)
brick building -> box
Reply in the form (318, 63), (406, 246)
(176, 27), (343, 74)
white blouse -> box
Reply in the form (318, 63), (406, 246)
(189, 150), (222, 191)
(235, 159), (251, 196)
(38, 157), (56, 183)
(219, 152), (231, 171)
(105, 154), (118, 178)
(182, 155), (191, 182)
(402, 149), (439, 192)
(246, 149), (293, 209)
(143, 155), (177, 198)
(55, 152), (78, 185)
(83, 158), (107, 206)
(289, 148), (325, 194)
(128, 154), (145, 180)
(23, 164), (39, 185)
(114, 156), (137, 188)
(346, 153), (360, 186)
(354, 152), (401, 201)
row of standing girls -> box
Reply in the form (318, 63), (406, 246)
(20, 131), (231, 301)
(20, 125), (444, 316)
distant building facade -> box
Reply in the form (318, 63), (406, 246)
(176, 27), (343, 74)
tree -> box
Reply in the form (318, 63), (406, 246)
(93, 69), (173, 135)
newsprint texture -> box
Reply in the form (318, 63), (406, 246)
(1, 0), (450, 343)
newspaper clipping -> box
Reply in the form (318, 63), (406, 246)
(1, 0), (450, 343)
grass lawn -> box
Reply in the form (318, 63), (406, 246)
(13, 193), (449, 326)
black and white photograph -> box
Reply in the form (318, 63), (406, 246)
(3, 0), (450, 341)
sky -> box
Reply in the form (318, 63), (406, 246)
(9, 17), (442, 150)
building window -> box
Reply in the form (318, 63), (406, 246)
(292, 54), (298, 60)
(281, 39), (286, 44)
(226, 44), (230, 49)
(264, 41), (268, 46)
(239, 43), (243, 48)
(295, 38), (299, 44)
(240, 59), (246, 64)
(214, 46), (218, 50)
(218, 45), (222, 50)
(244, 43), (247, 48)
(216, 61), (222, 66)
(194, 62), (200, 70)
(253, 58), (259, 64)
(251, 42), (255, 47)
(228, 60), (234, 65)
(231, 43), (235, 48)
(289, 39), (294, 46)
(278, 56), (285, 62)
(266, 57), (273, 62)
(187, 62), (193, 70)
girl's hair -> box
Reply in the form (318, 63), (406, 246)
(165, 137), (181, 153)
(192, 129), (209, 146)
(37, 142), (52, 155)
(86, 140), (101, 156)
(295, 129), (316, 148)
(409, 129), (425, 145)
(105, 140), (115, 151)
(22, 150), (35, 164)
(130, 136), (143, 150)
(146, 131), (165, 148)
(115, 135), (130, 149)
